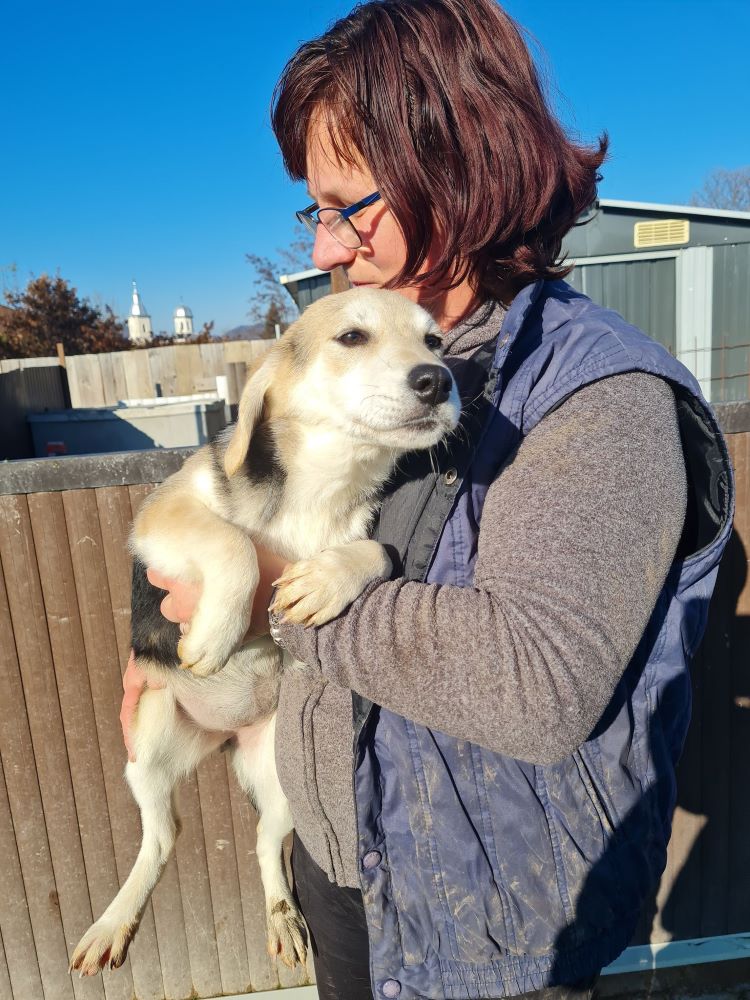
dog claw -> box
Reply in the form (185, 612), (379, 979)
(266, 900), (308, 969)
(70, 918), (137, 978)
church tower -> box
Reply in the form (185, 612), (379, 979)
(127, 281), (152, 342)
(173, 304), (194, 338)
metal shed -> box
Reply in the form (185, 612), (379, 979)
(280, 200), (750, 404)
(565, 200), (750, 403)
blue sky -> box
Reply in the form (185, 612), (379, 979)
(1, 0), (748, 336)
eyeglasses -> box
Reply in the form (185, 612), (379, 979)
(296, 191), (381, 250)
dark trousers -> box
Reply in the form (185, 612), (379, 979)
(291, 834), (599, 1000)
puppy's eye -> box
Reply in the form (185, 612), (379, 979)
(337, 329), (369, 347)
(425, 334), (443, 351)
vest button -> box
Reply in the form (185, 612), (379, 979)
(444, 467), (458, 485)
(381, 980), (401, 998)
(362, 850), (382, 870)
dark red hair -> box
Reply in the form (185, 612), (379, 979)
(272, 0), (607, 299)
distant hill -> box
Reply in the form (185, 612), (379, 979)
(218, 322), (267, 341)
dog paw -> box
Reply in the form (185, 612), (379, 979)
(177, 633), (226, 677)
(266, 898), (307, 969)
(272, 541), (391, 627)
(69, 917), (137, 977)
(177, 588), (253, 675)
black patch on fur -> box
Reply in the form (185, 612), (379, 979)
(241, 423), (286, 504)
(131, 557), (181, 670)
(271, 899), (291, 916)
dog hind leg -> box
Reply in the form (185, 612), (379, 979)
(70, 687), (227, 977)
(232, 714), (307, 968)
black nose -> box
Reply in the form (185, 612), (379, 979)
(407, 364), (453, 406)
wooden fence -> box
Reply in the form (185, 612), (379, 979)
(62, 341), (269, 409)
(0, 404), (748, 1000)
(0, 340), (271, 461)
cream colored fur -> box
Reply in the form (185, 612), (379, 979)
(69, 288), (460, 978)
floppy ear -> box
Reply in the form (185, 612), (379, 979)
(224, 354), (278, 478)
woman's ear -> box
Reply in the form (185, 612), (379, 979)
(224, 354), (278, 478)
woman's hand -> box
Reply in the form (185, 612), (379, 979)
(146, 568), (201, 625)
(120, 651), (164, 762)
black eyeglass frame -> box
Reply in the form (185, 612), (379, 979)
(296, 191), (382, 249)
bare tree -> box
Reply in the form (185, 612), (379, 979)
(246, 225), (313, 326)
(690, 166), (750, 212)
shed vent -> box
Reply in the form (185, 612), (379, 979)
(634, 219), (690, 248)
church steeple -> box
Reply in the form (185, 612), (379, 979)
(127, 280), (153, 342)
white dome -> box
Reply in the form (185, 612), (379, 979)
(174, 305), (193, 318)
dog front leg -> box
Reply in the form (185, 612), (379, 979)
(133, 495), (260, 677)
(175, 529), (259, 677)
(272, 538), (392, 626)
(232, 715), (307, 968)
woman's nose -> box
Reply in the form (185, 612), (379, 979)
(312, 224), (358, 271)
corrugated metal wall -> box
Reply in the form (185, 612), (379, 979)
(713, 244), (750, 404)
(292, 273), (332, 312)
(568, 258), (677, 354)
(0, 364), (66, 460)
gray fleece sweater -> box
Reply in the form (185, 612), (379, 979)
(275, 303), (688, 888)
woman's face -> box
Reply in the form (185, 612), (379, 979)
(305, 124), (477, 330)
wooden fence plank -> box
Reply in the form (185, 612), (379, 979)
(174, 346), (197, 397)
(0, 923), (14, 1000)
(148, 346), (178, 399)
(93, 487), (134, 669)
(122, 351), (153, 402)
(185, 345), (206, 395)
(67, 355), (106, 408)
(97, 352), (130, 406)
(173, 773), (223, 997)
(0, 496), (78, 1000)
(127, 484), (155, 519)
(225, 760), (279, 993)
(196, 752), (251, 995)
(199, 342), (224, 380)
(0, 716), (44, 1000)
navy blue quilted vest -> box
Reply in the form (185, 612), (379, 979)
(355, 280), (734, 999)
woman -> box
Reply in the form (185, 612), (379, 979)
(126, 2), (733, 998)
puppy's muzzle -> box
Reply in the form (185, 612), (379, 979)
(408, 364), (453, 406)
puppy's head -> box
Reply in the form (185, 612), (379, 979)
(224, 288), (461, 477)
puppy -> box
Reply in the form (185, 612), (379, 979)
(69, 287), (460, 977)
